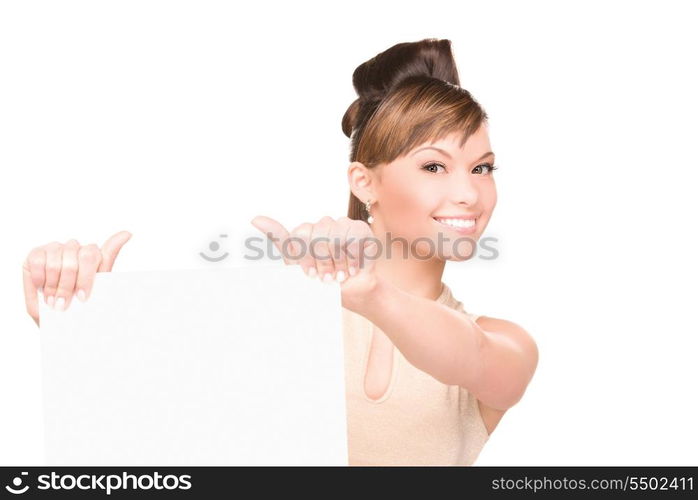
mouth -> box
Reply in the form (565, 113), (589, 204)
(432, 216), (478, 235)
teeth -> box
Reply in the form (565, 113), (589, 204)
(435, 218), (475, 228)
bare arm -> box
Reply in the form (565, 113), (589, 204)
(357, 276), (538, 411)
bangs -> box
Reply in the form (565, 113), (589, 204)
(356, 77), (487, 166)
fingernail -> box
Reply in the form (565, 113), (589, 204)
(336, 271), (345, 282)
(308, 268), (317, 278)
(322, 273), (333, 283)
(38, 287), (43, 296)
(55, 297), (65, 311)
(349, 266), (357, 276)
(47, 295), (55, 308)
(77, 289), (86, 302)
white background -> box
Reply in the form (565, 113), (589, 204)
(1, 0), (696, 465)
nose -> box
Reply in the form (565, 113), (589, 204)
(450, 168), (479, 206)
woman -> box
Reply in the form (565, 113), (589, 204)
(251, 38), (538, 465)
(22, 38), (537, 466)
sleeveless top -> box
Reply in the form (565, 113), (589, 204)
(341, 281), (490, 466)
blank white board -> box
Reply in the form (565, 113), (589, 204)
(38, 265), (347, 465)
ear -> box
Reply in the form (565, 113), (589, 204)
(347, 161), (377, 202)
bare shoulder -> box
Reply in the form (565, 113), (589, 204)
(473, 315), (539, 435)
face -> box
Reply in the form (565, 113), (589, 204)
(356, 122), (497, 261)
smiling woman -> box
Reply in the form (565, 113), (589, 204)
(250, 37), (538, 466)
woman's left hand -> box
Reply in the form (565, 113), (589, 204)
(250, 215), (379, 311)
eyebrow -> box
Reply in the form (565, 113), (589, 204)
(411, 146), (495, 162)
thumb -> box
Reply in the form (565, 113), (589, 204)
(98, 230), (132, 272)
(250, 216), (295, 264)
(360, 238), (378, 274)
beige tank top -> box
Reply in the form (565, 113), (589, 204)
(341, 281), (489, 466)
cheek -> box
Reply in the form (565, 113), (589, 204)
(484, 183), (497, 208)
(481, 188), (497, 222)
(381, 183), (433, 224)
(383, 190), (442, 258)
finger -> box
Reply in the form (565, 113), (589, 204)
(43, 242), (63, 308)
(24, 247), (47, 293)
(250, 216), (298, 265)
(22, 259), (40, 325)
(55, 239), (80, 311)
(98, 230), (132, 272)
(290, 223), (316, 276)
(345, 221), (369, 276)
(328, 217), (352, 282)
(311, 216), (335, 282)
(359, 234), (379, 273)
(76, 244), (102, 302)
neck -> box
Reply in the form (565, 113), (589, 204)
(368, 225), (446, 301)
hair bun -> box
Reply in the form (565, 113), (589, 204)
(342, 38), (461, 137)
(341, 98), (361, 138)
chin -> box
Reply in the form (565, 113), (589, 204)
(445, 250), (477, 262)
(443, 233), (480, 261)
(418, 232), (477, 262)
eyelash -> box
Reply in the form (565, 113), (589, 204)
(421, 162), (499, 175)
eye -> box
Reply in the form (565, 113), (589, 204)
(473, 162), (499, 175)
(421, 162), (446, 173)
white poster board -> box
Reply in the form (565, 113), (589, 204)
(38, 265), (347, 465)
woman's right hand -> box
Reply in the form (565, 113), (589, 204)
(250, 215), (379, 314)
(22, 230), (133, 327)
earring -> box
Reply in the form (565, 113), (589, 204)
(365, 199), (374, 224)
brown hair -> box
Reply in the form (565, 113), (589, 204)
(342, 38), (489, 222)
